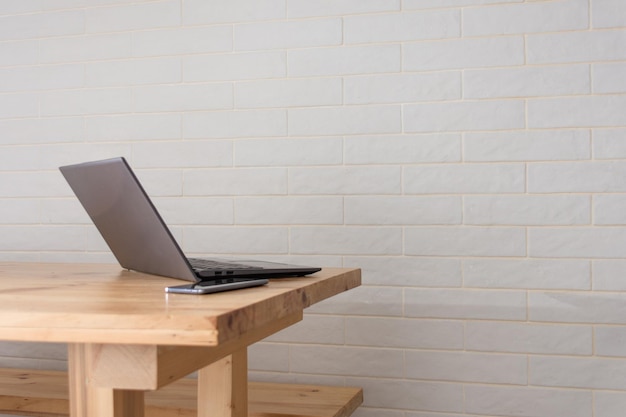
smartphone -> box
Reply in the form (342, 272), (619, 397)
(165, 278), (269, 294)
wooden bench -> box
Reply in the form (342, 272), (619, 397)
(0, 368), (363, 417)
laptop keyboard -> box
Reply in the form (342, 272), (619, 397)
(188, 258), (258, 271)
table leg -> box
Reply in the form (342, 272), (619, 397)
(68, 344), (145, 417)
(197, 347), (248, 417)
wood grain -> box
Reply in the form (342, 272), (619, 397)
(197, 349), (248, 417)
(84, 312), (302, 390)
(0, 263), (360, 346)
(0, 263), (361, 417)
(0, 368), (363, 417)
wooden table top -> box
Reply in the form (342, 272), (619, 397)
(0, 263), (360, 347)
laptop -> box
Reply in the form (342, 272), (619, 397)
(59, 157), (320, 293)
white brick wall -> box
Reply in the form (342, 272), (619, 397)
(1, 1), (626, 416)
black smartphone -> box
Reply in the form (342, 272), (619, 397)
(165, 278), (269, 294)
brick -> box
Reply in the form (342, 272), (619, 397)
(40, 33), (133, 63)
(85, 114), (181, 142)
(0, 172), (73, 197)
(87, 225), (114, 252)
(404, 100), (525, 132)
(463, 0), (588, 36)
(405, 227), (526, 257)
(0, 356), (67, 371)
(345, 196), (461, 225)
(36, 143), (131, 171)
(234, 19), (342, 51)
(346, 317), (463, 349)
(0, 341), (66, 360)
(594, 62), (626, 93)
(0, 199), (40, 224)
(0, 40), (38, 67)
(48, 1), (136, 10)
(594, 195), (626, 225)
(183, 110), (287, 139)
(529, 291), (626, 324)
(270, 255), (343, 269)
(184, 51), (286, 82)
(235, 137), (343, 167)
(527, 30), (626, 64)
(290, 226), (402, 255)
(344, 10), (460, 44)
(0, 225), (85, 251)
(404, 0), (522, 9)
(529, 95), (626, 128)
(151, 197), (233, 226)
(593, 128), (626, 159)
(135, 169), (183, 197)
(249, 343), (289, 372)
(529, 161), (626, 192)
(347, 377), (463, 413)
(0, 146), (49, 171)
(530, 356), (626, 389)
(0, 1), (42, 15)
(184, 0), (285, 25)
(184, 168), (287, 196)
(595, 326), (626, 357)
(342, 256), (462, 287)
(404, 288), (527, 320)
(0, 117), (84, 145)
(133, 141), (233, 168)
(266, 315), (345, 344)
(288, 45), (401, 77)
(593, 260), (626, 290)
(464, 64), (590, 99)
(235, 78), (342, 109)
(306, 286), (403, 316)
(464, 195), (591, 226)
(464, 259), (591, 290)
(85, 57), (181, 87)
(0, 10), (84, 41)
(86, 1), (180, 33)
(289, 166), (401, 195)
(404, 36), (524, 71)
(593, 0), (626, 28)
(530, 227), (626, 258)
(41, 88), (133, 117)
(596, 392), (626, 417)
(287, 0), (400, 18)
(464, 129), (590, 162)
(134, 83), (232, 112)
(291, 346), (404, 378)
(133, 26), (233, 57)
(0, 253), (39, 262)
(184, 226), (288, 254)
(0, 93), (39, 119)
(405, 351), (527, 384)
(465, 385), (592, 417)
(345, 134), (460, 164)
(404, 163), (525, 194)
(234, 196), (343, 225)
(466, 321), (592, 354)
(345, 72), (461, 104)
(288, 105), (401, 136)
(0, 64), (84, 93)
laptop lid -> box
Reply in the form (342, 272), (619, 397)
(60, 157), (321, 282)
(60, 157), (198, 281)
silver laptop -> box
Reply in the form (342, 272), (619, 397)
(59, 157), (320, 290)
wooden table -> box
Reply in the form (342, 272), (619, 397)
(0, 262), (361, 417)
